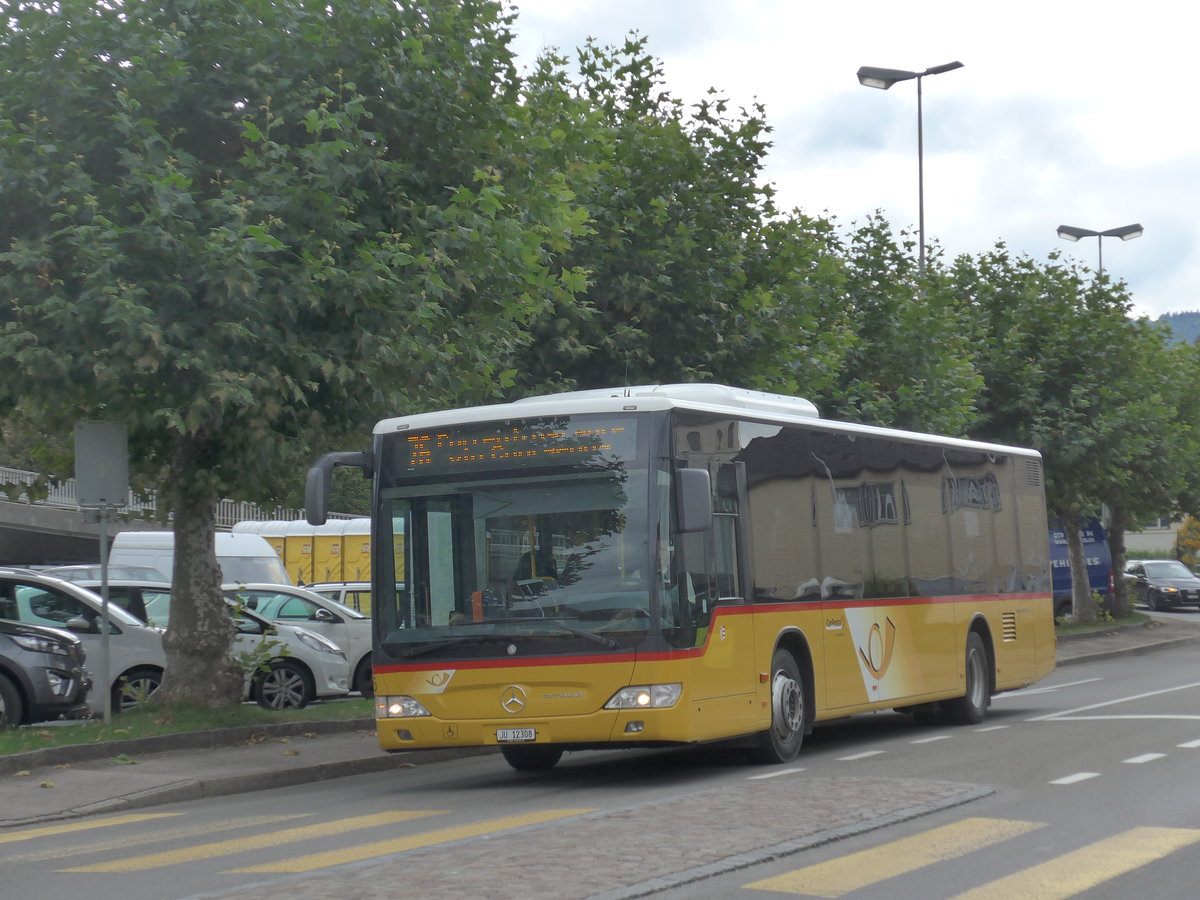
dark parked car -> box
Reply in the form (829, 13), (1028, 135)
(0, 617), (91, 729)
(1125, 559), (1200, 610)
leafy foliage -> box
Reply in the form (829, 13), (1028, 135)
(0, 0), (587, 704)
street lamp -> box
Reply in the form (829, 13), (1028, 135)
(857, 61), (963, 277)
(1056, 224), (1143, 276)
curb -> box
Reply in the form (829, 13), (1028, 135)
(0, 717), (379, 777)
(1056, 630), (1200, 666)
(0, 744), (497, 829)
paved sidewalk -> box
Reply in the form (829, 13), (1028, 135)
(2, 615), (1198, 897)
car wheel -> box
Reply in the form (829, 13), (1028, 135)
(943, 632), (990, 725)
(112, 667), (162, 713)
(501, 744), (563, 771)
(749, 648), (806, 763)
(0, 674), (24, 730)
(352, 656), (374, 698)
(253, 659), (315, 710)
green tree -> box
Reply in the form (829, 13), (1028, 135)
(1090, 329), (1200, 615)
(515, 36), (785, 390)
(814, 217), (980, 434)
(0, 0), (587, 705)
(956, 246), (1173, 623)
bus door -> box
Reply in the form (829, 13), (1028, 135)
(820, 482), (885, 710)
(681, 462), (758, 736)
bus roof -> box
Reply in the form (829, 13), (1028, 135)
(374, 384), (1040, 460)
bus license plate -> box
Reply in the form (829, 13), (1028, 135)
(497, 728), (537, 743)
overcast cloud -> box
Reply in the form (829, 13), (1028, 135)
(507, 0), (1194, 319)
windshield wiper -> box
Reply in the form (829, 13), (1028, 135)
(542, 618), (619, 649)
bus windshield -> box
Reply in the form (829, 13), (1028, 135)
(375, 414), (669, 661)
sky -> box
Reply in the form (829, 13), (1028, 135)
(505, 0), (1194, 320)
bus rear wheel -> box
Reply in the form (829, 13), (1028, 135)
(750, 649), (805, 764)
(943, 632), (990, 725)
(501, 744), (563, 771)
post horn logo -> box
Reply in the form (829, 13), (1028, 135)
(858, 616), (897, 679)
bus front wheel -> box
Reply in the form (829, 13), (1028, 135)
(943, 632), (990, 725)
(501, 744), (563, 771)
(750, 649), (806, 764)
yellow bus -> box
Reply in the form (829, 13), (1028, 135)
(305, 384), (1055, 770)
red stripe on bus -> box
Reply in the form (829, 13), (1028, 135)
(373, 591), (1048, 673)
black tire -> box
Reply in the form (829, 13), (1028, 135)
(253, 659), (315, 710)
(943, 632), (990, 725)
(501, 744), (563, 771)
(749, 648), (806, 764)
(1145, 590), (1158, 611)
(0, 673), (24, 729)
(353, 655), (374, 698)
(112, 667), (163, 713)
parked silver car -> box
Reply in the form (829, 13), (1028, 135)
(25, 578), (350, 710)
(2, 568), (166, 713)
(224, 584), (373, 697)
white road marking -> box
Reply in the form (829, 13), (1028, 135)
(1028, 680), (1200, 722)
(910, 735), (953, 744)
(747, 767), (806, 780)
(1179, 738), (1200, 749)
(1123, 753), (1167, 764)
(1050, 772), (1101, 785)
(1005, 677), (1103, 697)
(838, 750), (885, 761)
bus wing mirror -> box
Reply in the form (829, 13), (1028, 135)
(676, 467), (713, 533)
(305, 451), (373, 526)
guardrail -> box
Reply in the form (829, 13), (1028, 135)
(0, 465), (346, 529)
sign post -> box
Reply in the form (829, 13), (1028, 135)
(75, 422), (129, 725)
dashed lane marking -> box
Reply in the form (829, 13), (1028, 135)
(1049, 772), (1101, 785)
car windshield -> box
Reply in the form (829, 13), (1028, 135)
(1143, 560), (1195, 579)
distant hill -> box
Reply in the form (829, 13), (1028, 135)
(1156, 311), (1200, 344)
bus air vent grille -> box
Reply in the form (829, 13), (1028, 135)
(1024, 459), (1043, 487)
(1002, 611), (1018, 641)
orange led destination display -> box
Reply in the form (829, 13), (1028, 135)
(401, 417), (638, 474)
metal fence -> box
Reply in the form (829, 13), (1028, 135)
(0, 465), (332, 529)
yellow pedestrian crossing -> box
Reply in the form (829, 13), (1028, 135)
(950, 826), (1200, 900)
(744, 819), (1200, 898)
(226, 808), (597, 873)
(2, 805), (1197, 895)
(744, 817), (1045, 897)
(0, 812), (182, 845)
(61, 810), (443, 872)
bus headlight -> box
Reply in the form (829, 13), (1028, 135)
(604, 683), (682, 709)
(376, 695), (432, 718)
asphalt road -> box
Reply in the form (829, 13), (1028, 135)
(654, 637), (1200, 898)
(3, 618), (1199, 899)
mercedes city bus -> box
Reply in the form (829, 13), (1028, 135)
(305, 384), (1055, 770)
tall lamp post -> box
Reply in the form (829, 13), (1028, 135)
(1056, 223), (1143, 276)
(857, 61), (963, 277)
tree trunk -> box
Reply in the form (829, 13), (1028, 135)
(1107, 505), (1130, 618)
(155, 465), (243, 707)
(1059, 509), (1097, 625)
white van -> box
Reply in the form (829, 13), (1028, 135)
(109, 531), (291, 585)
